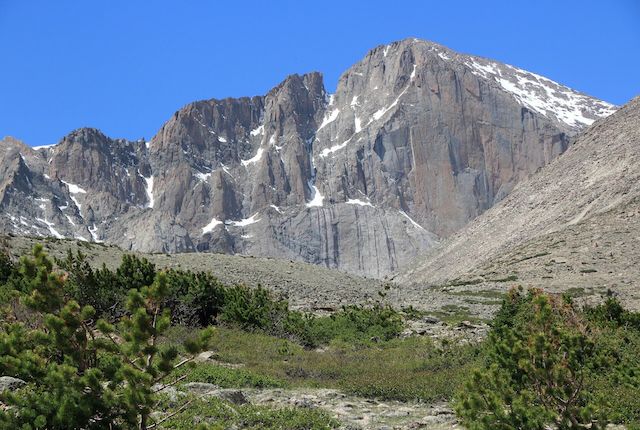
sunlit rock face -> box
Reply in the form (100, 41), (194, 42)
(0, 38), (615, 277)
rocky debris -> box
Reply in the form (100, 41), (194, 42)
(179, 385), (461, 430)
(394, 96), (640, 312)
(183, 382), (218, 395)
(0, 38), (615, 278)
(402, 317), (490, 343)
(0, 376), (26, 392)
(244, 388), (461, 430)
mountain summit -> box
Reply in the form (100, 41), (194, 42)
(0, 39), (616, 277)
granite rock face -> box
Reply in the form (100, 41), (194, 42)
(0, 39), (616, 277)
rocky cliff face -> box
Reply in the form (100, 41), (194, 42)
(0, 39), (616, 277)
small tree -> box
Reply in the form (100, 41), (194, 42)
(0, 245), (212, 429)
(456, 288), (605, 430)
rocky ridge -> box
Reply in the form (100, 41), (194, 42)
(0, 38), (615, 278)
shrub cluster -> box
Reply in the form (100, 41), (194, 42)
(456, 287), (640, 429)
(55, 250), (404, 347)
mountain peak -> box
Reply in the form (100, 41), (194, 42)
(365, 38), (616, 131)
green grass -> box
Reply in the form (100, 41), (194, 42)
(446, 278), (484, 287)
(510, 251), (551, 264)
(563, 287), (591, 298)
(426, 304), (486, 325)
(174, 363), (288, 389)
(192, 328), (481, 403)
(490, 274), (518, 282)
(159, 396), (340, 430)
(445, 289), (506, 299)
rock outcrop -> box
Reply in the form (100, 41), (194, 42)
(0, 39), (616, 277)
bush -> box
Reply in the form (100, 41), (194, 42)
(456, 287), (640, 429)
(0, 245), (212, 429)
(56, 252), (405, 348)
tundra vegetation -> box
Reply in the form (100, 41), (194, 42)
(0, 246), (638, 429)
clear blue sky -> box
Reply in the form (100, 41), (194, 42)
(1, 0), (638, 146)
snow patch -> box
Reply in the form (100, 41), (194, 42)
(88, 224), (103, 242)
(221, 164), (233, 177)
(32, 143), (56, 150)
(201, 217), (223, 235)
(354, 117), (362, 133)
(142, 175), (154, 208)
(317, 108), (340, 131)
(250, 125), (264, 136)
(270, 204), (283, 214)
(383, 45), (390, 57)
(464, 58), (616, 128)
(346, 198), (373, 207)
(350, 96), (359, 107)
(241, 147), (264, 167)
(36, 217), (64, 239)
(64, 214), (76, 226)
(227, 213), (261, 227)
(218, 136), (227, 143)
(306, 184), (324, 208)
(61, 180), (87, 195)
(372, 76), (413, 122)
(195, 171), (211, 182)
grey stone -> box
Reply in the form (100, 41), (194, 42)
(183, 382), (217, 394)
(0, 376), (26, 392)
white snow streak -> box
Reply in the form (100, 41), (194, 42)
(250, 125), (264, 136)
(227, 213), (261, 227)
(88, 224), (103, 242)
(270, 204), (283, 214)
(319, 135), (354, 158)
(36, 217), (64, 239)
(354, 117), (362, 133)
(143, 175), (154, 208)
(346, 198), (373, 207)
(306, 184), (324, 208)
(372, 66), (415, 122)
(61, 180), (87, 195)
(317, 108), (340, 131)
(32, 143), (56, 150)
(241, 147), (264, 167)
(201, 217), (223, 234)
(195, 171), (211, 182)
(399, 210), (426, 231)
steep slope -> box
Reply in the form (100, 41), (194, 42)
(394, 96), (640, 309)
(0, 39), (616, 277)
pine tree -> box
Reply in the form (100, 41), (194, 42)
(0, 245), (213, 429)
(455, 288), (606, 430)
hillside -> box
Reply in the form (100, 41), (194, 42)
(0, 235), (391, 312)
(394, 96), (640, 312)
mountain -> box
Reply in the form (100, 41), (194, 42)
(394, 96), (640, 310)
(0, 38), (616, 278)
